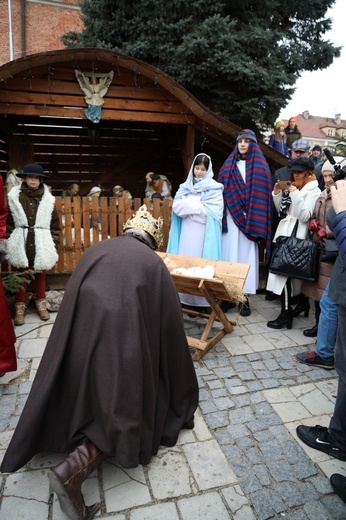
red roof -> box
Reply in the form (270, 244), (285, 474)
(284, 112), (346, 140)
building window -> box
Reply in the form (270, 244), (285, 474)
(327, 129), (334, 137)
(341, 130), (346, 138)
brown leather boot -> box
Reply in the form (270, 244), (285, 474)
(35, 298), (50, 321)
(14, 302), (26, 326)
(48, 441), (104, 520)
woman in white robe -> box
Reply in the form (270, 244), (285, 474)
(167, 153), (224, 310)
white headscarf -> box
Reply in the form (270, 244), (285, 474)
(173, 153), (224, 221)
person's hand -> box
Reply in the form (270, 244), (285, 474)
(316, 227), (327, 240)
(273, 182), (281, 195)
(308, 219), (320, 232)
(331, 180), (346, 214)
(288, 185), (297, 192)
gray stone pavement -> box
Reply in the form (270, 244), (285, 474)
(1, 293), (346, 520)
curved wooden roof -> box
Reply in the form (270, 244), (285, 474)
(0, 48), (286, 195)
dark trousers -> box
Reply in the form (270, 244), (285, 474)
(329, 304), (346, 450)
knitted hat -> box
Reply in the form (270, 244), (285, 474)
(236, 129), (257, 143)
(123, 204), (163, 247)
(275, 120), (285, 130)
(312, 144), (322, 153)
(18, 163), (49, 178)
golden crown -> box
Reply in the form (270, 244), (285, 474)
(123, 205), (163, 247)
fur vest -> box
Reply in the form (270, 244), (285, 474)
(7, 184), (59, 270)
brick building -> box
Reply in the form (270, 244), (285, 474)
(0, 0), (82, 66)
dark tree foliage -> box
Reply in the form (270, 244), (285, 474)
(62, 0), (340, 132)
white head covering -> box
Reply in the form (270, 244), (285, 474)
(322, 157), (346, 173)
(87, 186), (102, 196)
(173, 153), (224, 221)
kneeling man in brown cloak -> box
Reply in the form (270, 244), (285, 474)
(1, 205), (199, 520)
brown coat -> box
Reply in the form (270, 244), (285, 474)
(1, 235), (198, 472)
(301, 190), (334, 301)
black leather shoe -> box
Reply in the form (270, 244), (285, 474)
(303, 324), (318, 337)
(330, 474), (346, 503)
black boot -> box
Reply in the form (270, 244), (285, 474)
(239, 295), (251, 316)
(267, 283), (293, 329)
(265, 291), (278, 301)
(220, 300), (236, 312)
(303, 301), (320, 337)
(292, 294), (310, 317)
(267, 309), (293, 329)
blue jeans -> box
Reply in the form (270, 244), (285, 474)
(315, 281), (338, 359)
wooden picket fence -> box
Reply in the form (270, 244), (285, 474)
(1, 197), (173, 274)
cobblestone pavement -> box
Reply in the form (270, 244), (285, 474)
(1, 293), (346, 520)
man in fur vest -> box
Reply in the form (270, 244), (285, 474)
(6, 163), (60, 325)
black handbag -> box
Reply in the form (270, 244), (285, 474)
(321, 237), (338, 263)
(269, 220), (320, 281)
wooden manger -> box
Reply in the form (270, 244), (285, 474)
(157, 253), (250, 360)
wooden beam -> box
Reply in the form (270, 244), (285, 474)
(0, 103), (195, 124)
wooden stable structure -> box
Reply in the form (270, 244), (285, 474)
(0, 196), (171, 276)
(0, 48), (287, 199)
(157, 252), (249, 360)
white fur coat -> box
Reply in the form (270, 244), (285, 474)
(7, 184), (59, 270)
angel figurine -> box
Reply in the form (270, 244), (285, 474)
(75, 70), (114, 123)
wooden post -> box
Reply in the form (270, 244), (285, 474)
(73, 199), (83, 263)
(55, 196), (65, 271)
(64, 197), (74, 271)
(82, 197), (91, 249)
(184, 124), (195, 174)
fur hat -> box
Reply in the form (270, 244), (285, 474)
(123, 204), (163, 247)
(288, 157), (315, 172)
(18, 163), (49, 178)
(236, 129), (257, 143)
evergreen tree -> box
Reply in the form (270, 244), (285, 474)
(62, 0), (340, 131)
